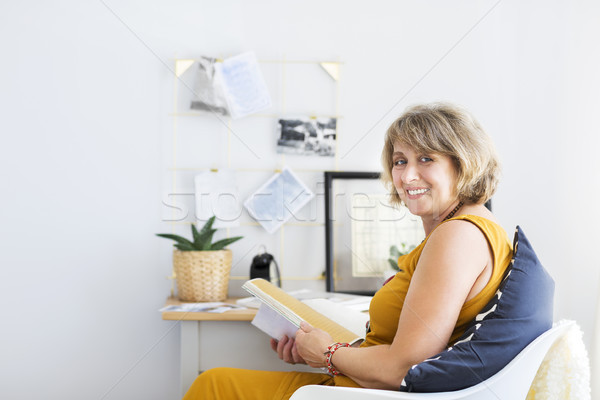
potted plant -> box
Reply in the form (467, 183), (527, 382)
(157, 216), (243, 302)
(387, 243), (416, 272)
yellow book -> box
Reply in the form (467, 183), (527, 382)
(242, 278), (364, 345)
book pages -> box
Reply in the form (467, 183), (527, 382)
(251, 303), (298, 340)
(242, 278), (360, 344)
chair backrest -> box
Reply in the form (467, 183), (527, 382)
(444, 320), (574, 400)
(290, 321), (574, 400)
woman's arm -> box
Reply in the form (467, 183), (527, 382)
(296, 220), (493, 389)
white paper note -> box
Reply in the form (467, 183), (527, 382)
(244, 167), (314, 234)
(195, 169), (241, 228)
(215, 52), (272, 119)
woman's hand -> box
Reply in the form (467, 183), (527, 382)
(295, 322), (334, 368)
(270, 335), (306, 365)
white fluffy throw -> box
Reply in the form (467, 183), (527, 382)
(527, 320), (591, 400)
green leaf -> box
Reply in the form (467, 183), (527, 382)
(194, 228), (216, 250)
(174, 242), (196, 251)
(198, 216), (216, 236)
(190, 217), (218, 250)
(389, 245), (401, 259)
(190, 224), (215, 250)
(210, 236), (243, 250)
(191, 224), (201, 243)
(159, 216), (243, 251)
(156, 233), (194, 247)
(388, 258), (400, 271)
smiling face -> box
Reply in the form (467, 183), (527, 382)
(391, 141), (459, 223)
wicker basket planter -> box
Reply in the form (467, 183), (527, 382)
(173, 249), (232, 302)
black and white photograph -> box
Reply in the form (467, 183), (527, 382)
(276, 117), (337, 157)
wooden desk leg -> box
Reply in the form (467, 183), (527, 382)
(180, 321), (200, 398)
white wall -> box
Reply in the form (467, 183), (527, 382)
(1, 1), (598, 399)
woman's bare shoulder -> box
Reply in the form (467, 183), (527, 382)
(422, 215), (491, 271)
(459, 203), (500, 224)
(428, 218), (488, 249)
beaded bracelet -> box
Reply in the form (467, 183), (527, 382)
(324, 342), (350, 376)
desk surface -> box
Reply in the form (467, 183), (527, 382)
(161, 297), (257, 321)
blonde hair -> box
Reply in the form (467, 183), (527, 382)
(381, 102), (501, 206)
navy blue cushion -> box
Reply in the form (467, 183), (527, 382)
(400, 226), (554, 392)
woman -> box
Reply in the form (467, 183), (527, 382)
(184, 102), (512, 399)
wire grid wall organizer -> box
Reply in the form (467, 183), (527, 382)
(162, 56), (344, 295)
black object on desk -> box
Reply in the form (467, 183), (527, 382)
(250, 247), (281, 287)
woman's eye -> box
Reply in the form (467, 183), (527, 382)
(394, 159), (407, 166)
(420, 156), (433, 162)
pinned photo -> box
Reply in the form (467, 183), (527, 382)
(189, 56), (230, 116)
(244, 167), (314, 234)
(276, 117), (337, 157)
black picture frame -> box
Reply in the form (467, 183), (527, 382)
(324, 171), (492, 295)
(324, 171), (385, 295)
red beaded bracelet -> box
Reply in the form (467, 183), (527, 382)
(324, 342), (350, 376)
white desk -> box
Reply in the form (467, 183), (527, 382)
(162, 298), (314, 398)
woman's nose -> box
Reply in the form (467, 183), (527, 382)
(401, 163), (419, 183)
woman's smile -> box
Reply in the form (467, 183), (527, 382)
(391, 141), (458, 226)
(405, 187), (430, 198)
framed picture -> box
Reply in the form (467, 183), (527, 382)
(324, 171), (426, 295)
(324, 172), (493, 295)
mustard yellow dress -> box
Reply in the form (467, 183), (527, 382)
(183, 215), (512, 400)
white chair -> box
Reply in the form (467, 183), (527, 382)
(290, 321), (574, 400)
